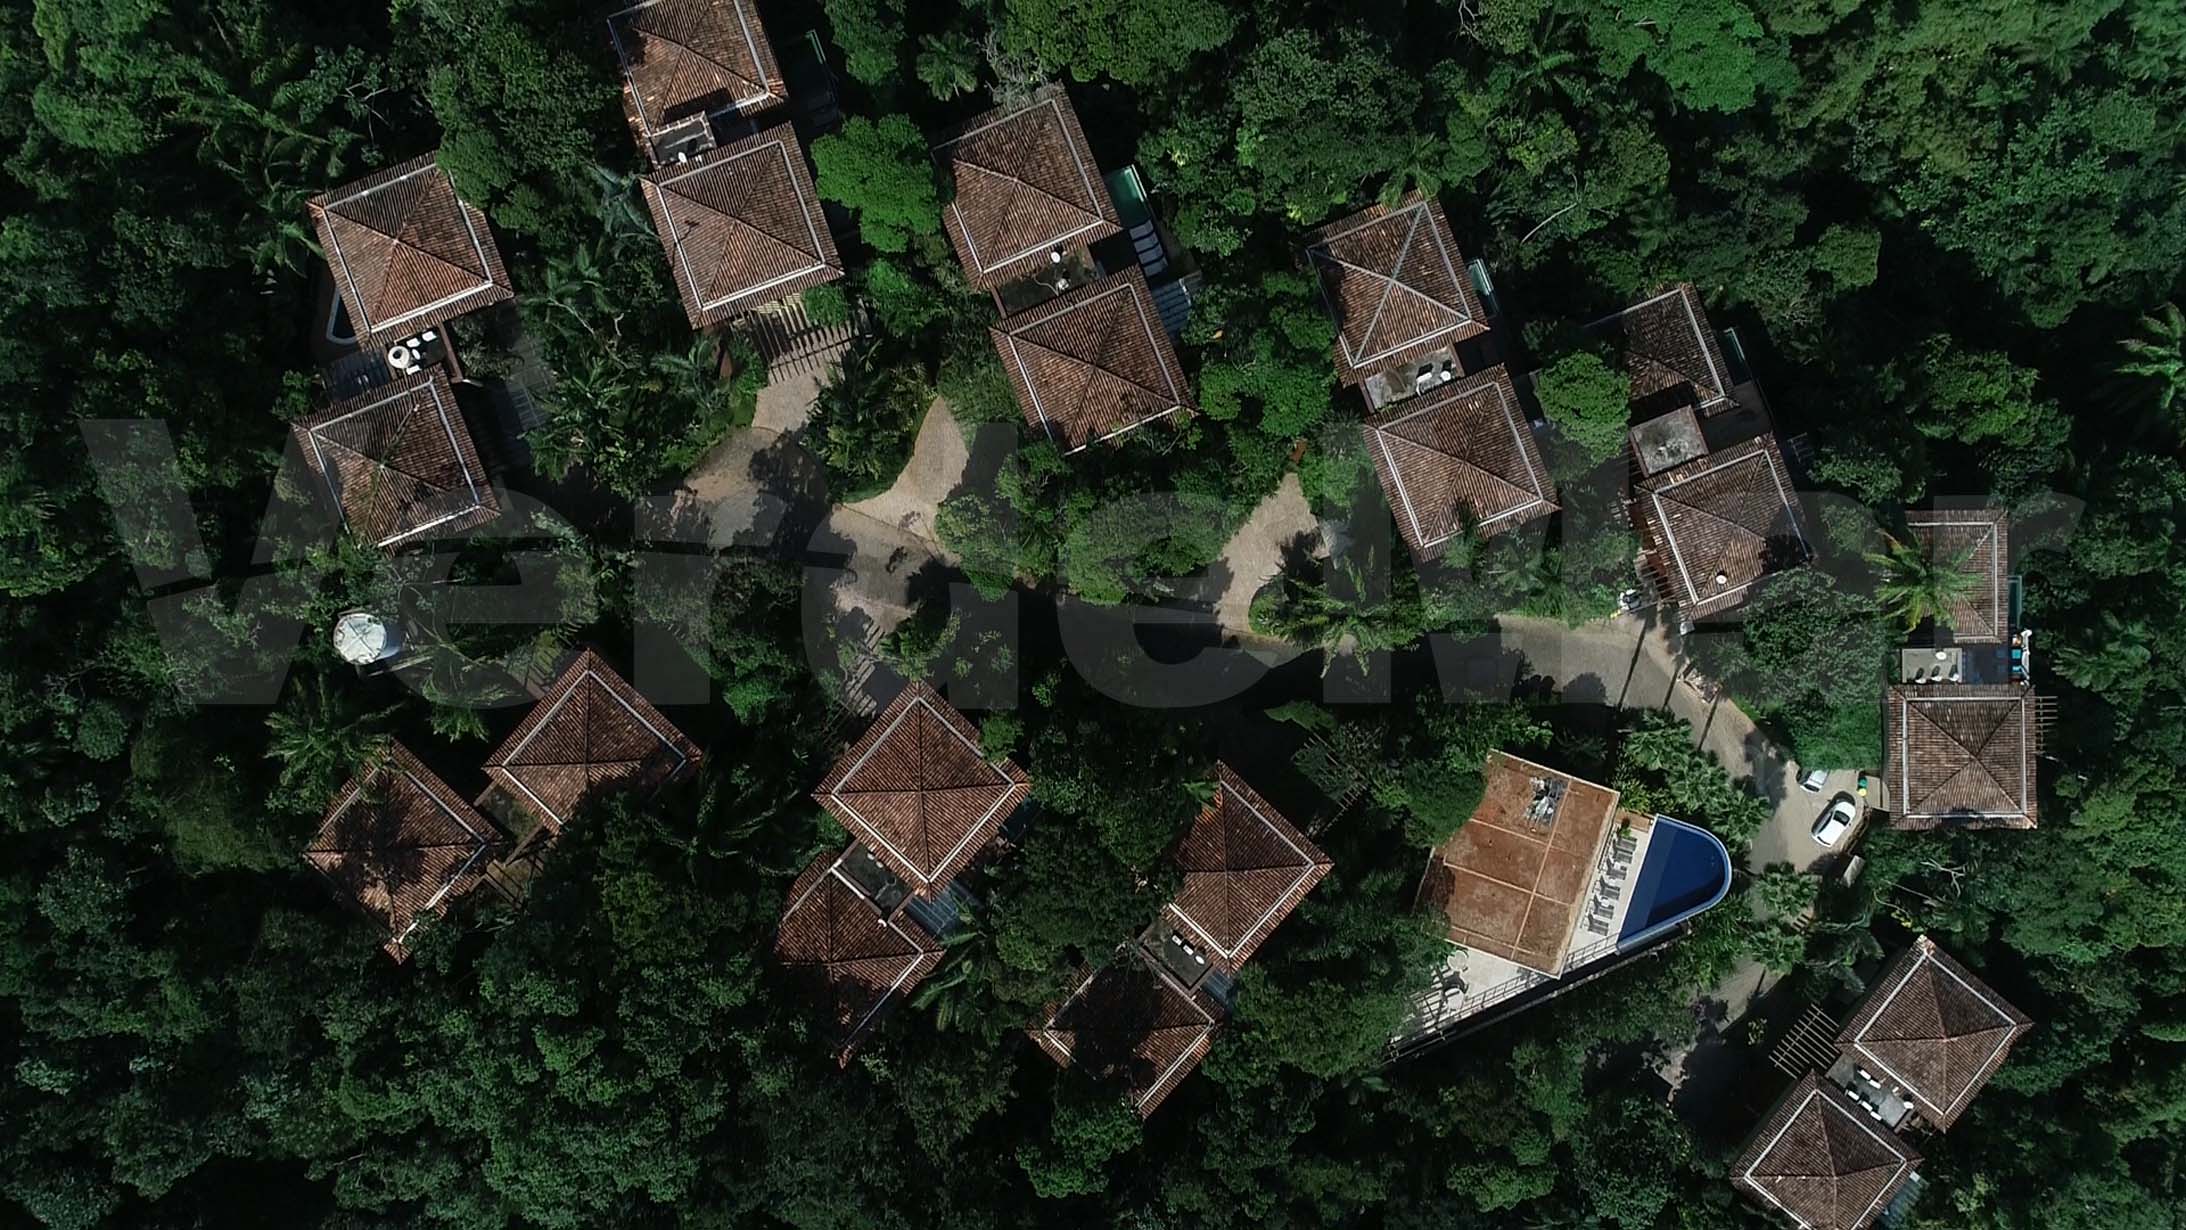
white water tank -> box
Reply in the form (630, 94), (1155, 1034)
(333, 610), (403, 665)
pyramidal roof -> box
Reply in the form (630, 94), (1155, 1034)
(814, 682), (1030, 895)
(302, 742), (502, 960)
(309, 153), (512, 344)
(641, 121), (843, 327)
(1162, 764), (1330, 970)
(1030, 949), (1221, 1117)
(1364, 364), (1558, 554)
(482, 649), (701, 833)
(1732, 1073), (1921, 1230)
(1636, 433), (1810, 619)
(291, 367), (499, 548)
(993, 268), (1189, 453)
(774, 852), (944, 1064)
(1589, 283), (1734, 414)
(1836, 936), (2032, 1129)
(609, 0), (784, 145)
(1885, 686), (2039, 828)
(936, 85), (1120, 289)
(1305, 193), (1487, 382)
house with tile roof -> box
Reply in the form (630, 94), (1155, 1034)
(1591, 283), (1737, 419)
(1632, 433), (1811, 621)
(1362, 364), (1557, 556)
(309, 153), (513, 347)
(1731, 1072), (1924, 1230)
(1882, 685), (2042, 829)
(990, 268), (1190, 452)
(773, 846), (946, 1064)
(1304, 193), (1490, 409)
(934, 85), (1120, 291)
(608, 0), (785, 163)
(1831, 936), (2032, 1131)
(1160, 765), (1334, 976)
(302, 742), (505, 960)
(290, 368), (499, 549)
(479, 649), (702, 836)
(813, 681), (1031, 898)
(1030, 951), (1222, 1116)
(640, 121), (844, 328)
(1032, 763), (1329, 1116)
(1902, 506), (2012, 644)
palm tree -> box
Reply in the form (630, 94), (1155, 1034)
(265, 676), (391, 807)
(2118, 302), (2186, 423)
(915, 32), (982, 101)
(1865, 533), (1980, 632)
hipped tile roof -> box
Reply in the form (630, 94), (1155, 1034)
(1884, 686), (2040, 829)
(309, 153), (512, 345)
(482, 649), (701, 834)
(1363, 364), (1557, 555)
(992, 268), (1188, 453)
(1030, 949), (1221, 1117)
(774, 850), (944, 1064)
(608, 0), (785, 149)
(936, 85), (1119, 289)
(302, 742), (503, 960)
(1732, 1073), (1921, 1230)
(1590, 284), (1734, 415)
(1635, 433), (1809, 619)
(1836, 936), (2031, 1130)
(291, 368), (499, 548)
(641, 122), (843, 327)
(1904, 507), (2010, 643)
(1305, 194), (1487, 384)
(1163, 764), (1331, 973)
(814, 682), (1030, 896)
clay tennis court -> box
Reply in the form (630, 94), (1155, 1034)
(1417, 752), (1622, 973)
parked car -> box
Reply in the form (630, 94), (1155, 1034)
(1811, 794), (1860, 847)
(1797, 766), (1829, 793)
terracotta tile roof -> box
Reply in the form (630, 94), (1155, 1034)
(1414, 751), (1623, 974)
(291, 368), (499, 548)
(608, 0), (784, 151)
(992, 268), (1188, 453)
(1161, 764), (1330, 973)
(1836, 936), (2032, 1130)
(1030, 948), (1221, 1117)
(1634, 433), (1810, 619)
(482, 649), (702, 834)
(1904, 507), (2010, 643)
(1884, 686), (2040, 829)
(309, 153), (513, 345)
(640, 122), (844, 327)
(814, 682), (1030, 896)
(774, 849), (944, 1064)
(1732, 1073), (1921, 1230)
(1590, 284), (1734, 415)
(935, 85), (1120, 289)
(302, 742), (504, 960)
(1304, 194), (1487, 385)
(1363, 365), (1558, 555)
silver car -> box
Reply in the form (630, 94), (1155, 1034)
(1798, 766), (1829, 793)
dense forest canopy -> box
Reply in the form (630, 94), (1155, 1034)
(1, 0), (2184, 1228)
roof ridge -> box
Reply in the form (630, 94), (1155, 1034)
(1376, 424), (1539, 507)
(956, 158), (1099, 235)
(1908, 699), (2019, 808)
(1006, 318), (1172, 407)
(640, 21), (762, 96)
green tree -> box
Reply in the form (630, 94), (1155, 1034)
(1533, 349), (1630, 462)
(1866, 532), (1980, 632)
(811, 116), (943, 254)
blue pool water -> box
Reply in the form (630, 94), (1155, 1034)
(1617, 817), (1734, 949)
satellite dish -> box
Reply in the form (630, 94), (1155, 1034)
(333, 610), (402, 665)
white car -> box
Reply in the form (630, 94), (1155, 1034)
(1811, 795), (1859, 847)
(1798, 766), (1829, 794)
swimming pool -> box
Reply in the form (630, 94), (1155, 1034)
(1617, 816), (1734, 949)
